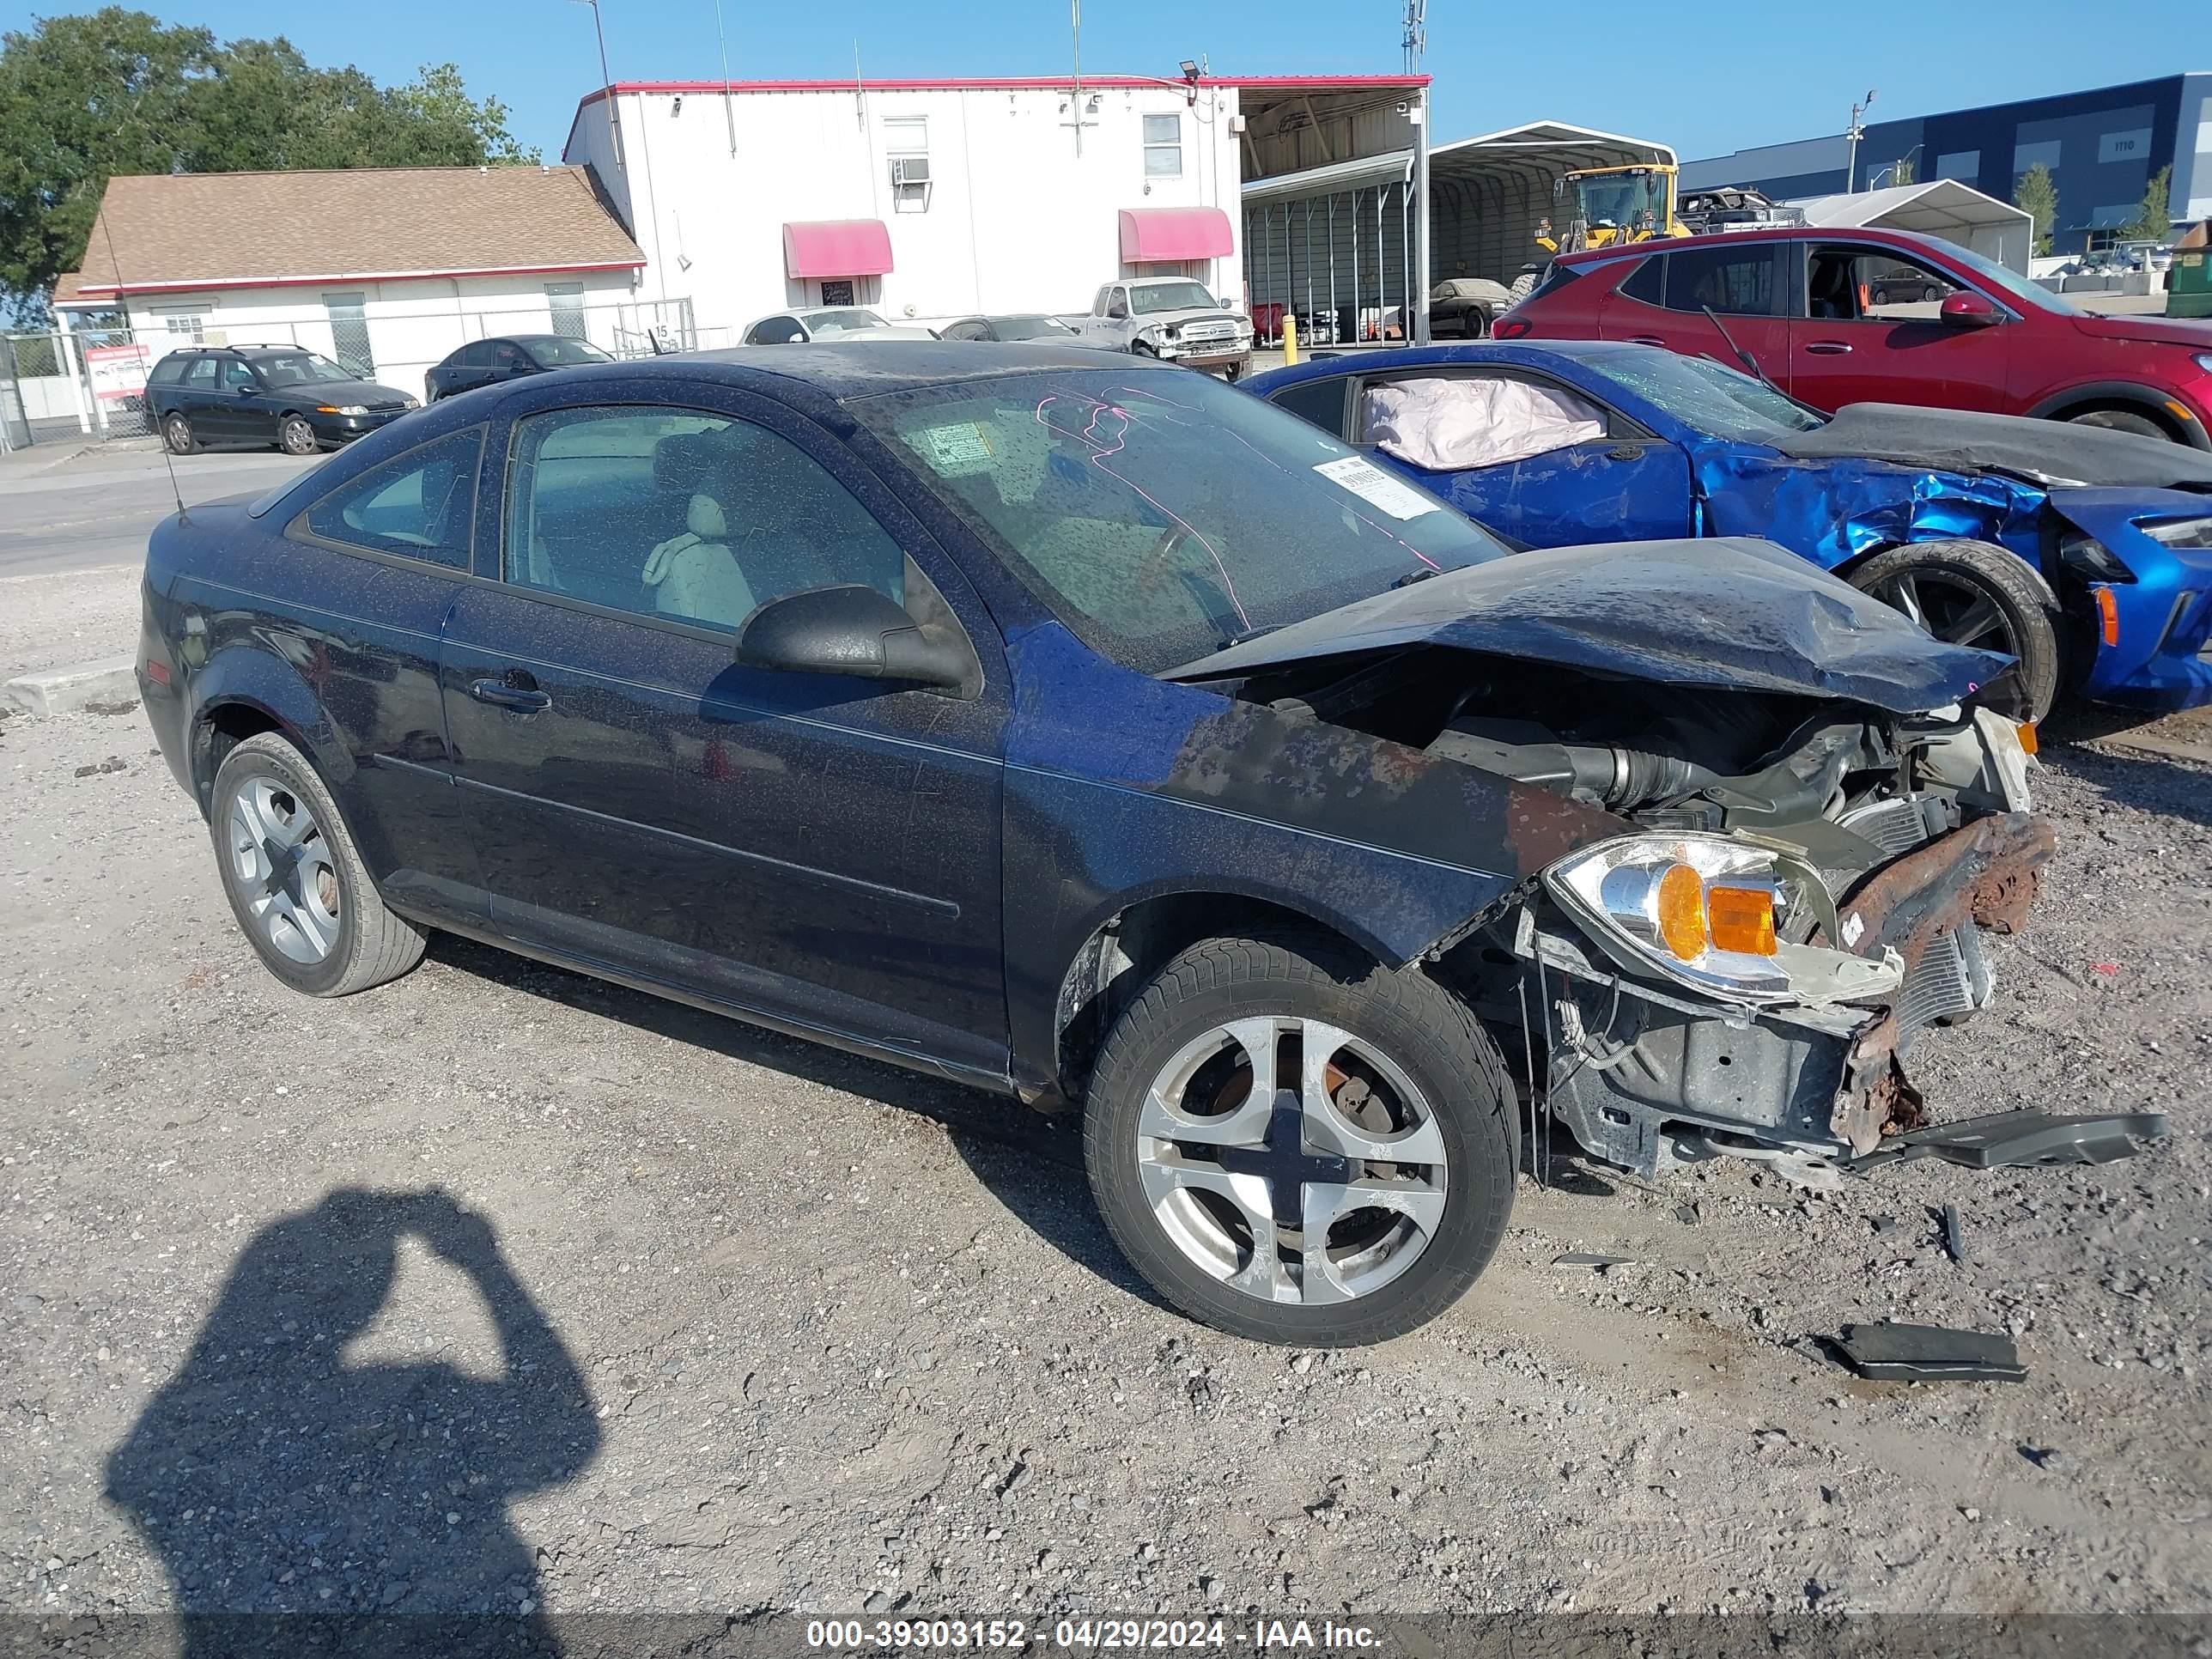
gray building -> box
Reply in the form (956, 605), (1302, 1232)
(1681, 74), (2212, 249)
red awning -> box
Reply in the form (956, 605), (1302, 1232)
(1117, 207), (1234, 263)
(782, 219), (893, 279)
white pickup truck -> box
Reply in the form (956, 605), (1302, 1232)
(1075, 277), (1254, 380)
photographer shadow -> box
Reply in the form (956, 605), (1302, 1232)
(105, 1188), (599, 1658)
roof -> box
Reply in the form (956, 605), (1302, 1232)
(1788, 179), (2032, 239)
(64, 167), (645, 300)
(1559, 222), (1959, 267)
(1243, 118), (1676, 202)
(652, 339), (1173, 400)
(580, 73), (1425, 106)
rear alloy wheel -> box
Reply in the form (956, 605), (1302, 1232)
(163, 414), (196, 456)
(1846, 538), (2063, 720)
(278, 414), (320, 456)
(2068, 408), (2169, 442)
(1083, 929), (1515, 1345)
(210, 732), (427, 996)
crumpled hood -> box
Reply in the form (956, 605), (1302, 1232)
(1139, 309), (1245, 331)
(1164, 536), (2013, 714)
(1772, 403), (2212, 491)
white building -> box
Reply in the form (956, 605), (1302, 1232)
(50, 166), (655, 407)
(560, 74), (1425, 338)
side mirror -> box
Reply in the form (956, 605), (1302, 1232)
(1938, 290), (2005, 328)
(734, 583), (974, 692)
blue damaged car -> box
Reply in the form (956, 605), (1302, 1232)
(1252, 342), (2212, 715)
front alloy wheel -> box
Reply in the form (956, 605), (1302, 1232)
(279, 414), (319, 456)
(1084, 929), (1515, 1345)
(1846, 538), (2064, 719)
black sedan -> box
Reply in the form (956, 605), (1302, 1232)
(146, 347), (418, 456)
(135, 343), (2093, 1345)
(935, 314), (1079, 342)
(424, 333), (613, 402)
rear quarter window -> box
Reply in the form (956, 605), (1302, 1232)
(1617, 256), (1665, 306)
(148, 356), (190, 386)
(1521, 263), (1588, 306)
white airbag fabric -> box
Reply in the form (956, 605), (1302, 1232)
(1360, 377), (1607, 471)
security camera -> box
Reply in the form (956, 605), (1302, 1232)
(1395, 100), (1410, 114)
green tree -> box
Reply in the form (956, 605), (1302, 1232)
(2014, 162), (2058, 258)
(0, 9), (538, 311)
(2122, 166), (2171, 243)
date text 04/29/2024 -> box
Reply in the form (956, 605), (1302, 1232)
(804, 1617), (1383, 1650)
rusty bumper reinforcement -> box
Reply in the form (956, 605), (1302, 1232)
(1828, 812), (2057, 1155)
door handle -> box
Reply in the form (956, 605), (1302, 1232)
(468, 677), (551, 714)
(1803, 342), (1852, 356)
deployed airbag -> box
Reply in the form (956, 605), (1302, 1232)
(1165, 536), (2013, 713)
(1360, 376), (1607, 471)
(1775, 403), (2212, 491)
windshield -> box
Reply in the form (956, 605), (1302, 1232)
(1600, 349), (1827, 441)
(1129, 282), (1217, 315)
(250, 351), (353, 387)
(1931, 240), (2083, 316)
(805, 308), (892, 337)
(1574, 172), (1666, 232)
(852, 368), (1510, 675)
(526, 336), (612, 365)
(995, 315), (1078, 339)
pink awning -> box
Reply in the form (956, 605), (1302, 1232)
(782, 219), (893, 279)
(1117, 207), (1234, 263)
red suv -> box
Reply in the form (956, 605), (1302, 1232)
(1497, 226), (2212, 447)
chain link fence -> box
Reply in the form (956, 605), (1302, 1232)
(2, 295), (708, 450)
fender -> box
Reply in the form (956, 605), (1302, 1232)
(2023, 380), (2211, 451)
(184, 643), (349, 808)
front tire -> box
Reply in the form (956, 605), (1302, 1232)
(1082, 929), (1516, 1346)
(1846, 538), (2064, 720)
(163, 413), (196, 456)
(2068, 408), (2169, 442)
(210, 732), (427, 997)
(278, 414), (320, 456)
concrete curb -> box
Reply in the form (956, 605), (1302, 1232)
(3, 658), (138, 717)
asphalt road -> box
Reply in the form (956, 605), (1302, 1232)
(0, 443), (320, 579)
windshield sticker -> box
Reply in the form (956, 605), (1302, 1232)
(917, 421), (998, 476)
(1311, 455), (1436, 521)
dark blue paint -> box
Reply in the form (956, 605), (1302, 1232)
(1249, 342), (2212, 708)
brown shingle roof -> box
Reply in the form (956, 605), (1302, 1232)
(72, 166), (643, 297)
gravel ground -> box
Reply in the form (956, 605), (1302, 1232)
(2, 568), (2208, 1633)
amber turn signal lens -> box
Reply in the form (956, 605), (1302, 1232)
(2015, 721), (2039, 756)
(1655, 863), (1707, 961)
(2094, 586), (2120, 647)
(1707, 884), (1778, 956)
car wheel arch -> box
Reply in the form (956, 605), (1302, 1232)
(185, 655), (349, 815)
(1042, 887), (1408, 1109)
(2024, 383), (2203, 447)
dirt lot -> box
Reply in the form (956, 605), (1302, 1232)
(2, 561), (2209, 1637)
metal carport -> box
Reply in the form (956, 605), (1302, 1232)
(1241, 119), (1675, 343)
(1784, 180), (2035, 274)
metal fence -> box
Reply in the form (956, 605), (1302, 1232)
(1, 295), (709, 449)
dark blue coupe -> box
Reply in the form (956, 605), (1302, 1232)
(140, 343), (2129, 1345)
(1252, 342), (2212, 714)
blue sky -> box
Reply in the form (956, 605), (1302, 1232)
(3, 0), (2197, 163)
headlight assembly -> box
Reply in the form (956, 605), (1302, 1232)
(316, 404), (371, 416)
(1544, 834), (1901, 1006)
(2142, 517), (2212, 550)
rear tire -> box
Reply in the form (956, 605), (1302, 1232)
(163, 414), (196, 456)
(1082, 927), (1516, 1346)
(210, 732), (427, 998)
(2068, 408), (2170, 442)
(1846, 538), (2064, 720)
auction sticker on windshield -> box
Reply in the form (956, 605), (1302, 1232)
(1311, 455), (1436, 521)
(916, 422), (998, 476)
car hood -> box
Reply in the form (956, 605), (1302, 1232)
(1164, 536), (2012, 714)
(288, 378), (414, 406)
(2069, 312), (2212, 350)
(1771, 403), (2212, 491)
(1136, 308), (1246, 330)
(817, 326), (940, 342)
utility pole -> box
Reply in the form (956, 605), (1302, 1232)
(1405, 0), (1431, 343)
(1844, 88), (1875, 192)
(573, 0), (623, 170)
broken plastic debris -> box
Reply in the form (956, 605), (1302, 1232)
(1833, 1322), (2026, 1383)
(1552, 1252), (1631, 1271)
(1940, 1203), (1968, 1263)
(1852, 1111), (2166, 1171)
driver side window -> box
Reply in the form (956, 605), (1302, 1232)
(221, 358), (258, 391)
(1806, 246), (1961, 321)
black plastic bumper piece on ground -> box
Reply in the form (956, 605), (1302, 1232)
(1850, 1110), (2168, 1171)
(1834, 1322), (2027, 1383)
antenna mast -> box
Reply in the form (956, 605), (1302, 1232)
(713, 0), (737, 155)
(1402, 0), (1426, 74)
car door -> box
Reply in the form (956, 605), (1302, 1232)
(438, 382), (1012, 1077)
(176, 355), (222, 436)
(216, 355), (275, 444)
(1331, 366), (1694, 548)
(1601, 243), (1794, 384)
(1789, 240), (2014, 414)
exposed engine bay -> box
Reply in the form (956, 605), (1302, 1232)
(1232, 644), (2047, 1182)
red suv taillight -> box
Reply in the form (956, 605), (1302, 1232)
(1492, 317), (1533, 339)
